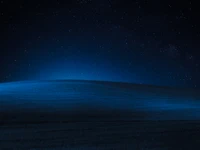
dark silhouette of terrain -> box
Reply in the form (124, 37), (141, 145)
(0, 80), (200, 149)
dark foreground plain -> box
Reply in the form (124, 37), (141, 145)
(0, 80), (200, 149)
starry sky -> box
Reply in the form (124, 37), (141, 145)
(0, 0), (200, 88)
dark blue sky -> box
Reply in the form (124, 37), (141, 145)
(1, 0), (200, 88)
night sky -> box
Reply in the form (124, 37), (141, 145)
(1, 0), (200, 88)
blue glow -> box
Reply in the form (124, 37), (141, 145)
(29, 59), (137, 83)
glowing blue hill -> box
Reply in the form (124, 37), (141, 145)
(0, 80), (200, 122)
